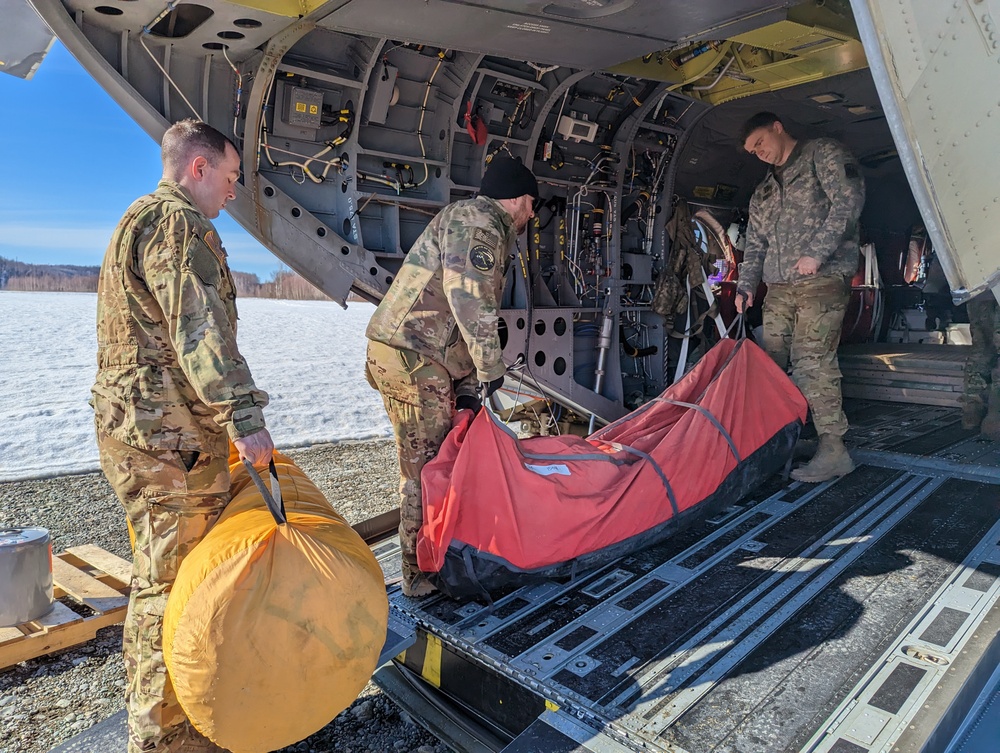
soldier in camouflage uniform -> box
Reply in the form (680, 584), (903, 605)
(736, 112), (865, 483)
(962, 291), (1000, 440)
(91, 120), (273, 753)
(366, 156), (538, 597)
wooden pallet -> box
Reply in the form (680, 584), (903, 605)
(0, 545), (131, 669)
(839, 343), (968, 407)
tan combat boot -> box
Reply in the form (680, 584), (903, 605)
(790, 434), (854, 483)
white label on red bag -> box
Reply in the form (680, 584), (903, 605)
(524, 463), (571, 476)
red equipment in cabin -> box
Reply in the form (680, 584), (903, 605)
(418, 336), (808, 599)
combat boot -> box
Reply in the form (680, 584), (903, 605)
(790, 434), (854, 483)
(980, 384), (1000, 441)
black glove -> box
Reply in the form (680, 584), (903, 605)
(455, 394), (482, 413)
(480, 376), (505, 399)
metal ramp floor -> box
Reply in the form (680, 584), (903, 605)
(377, 401), (1000, 753)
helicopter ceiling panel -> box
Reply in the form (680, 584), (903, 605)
(318, 0), (793, 69)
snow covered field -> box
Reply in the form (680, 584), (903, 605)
(0, 291), (391, 481)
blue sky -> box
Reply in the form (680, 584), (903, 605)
(0, 41), (279, 278)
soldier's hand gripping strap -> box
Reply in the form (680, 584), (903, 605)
(242, 459), (287, 525)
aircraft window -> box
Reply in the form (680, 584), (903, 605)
(147, 4), (213, 38)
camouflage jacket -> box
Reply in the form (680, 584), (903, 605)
(366, 195), (516, 383)
(91, 180), (268, 457)
(738, 138), (865, 292)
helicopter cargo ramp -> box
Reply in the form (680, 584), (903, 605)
(375, 400), (1000, 753)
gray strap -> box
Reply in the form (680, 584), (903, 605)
(614, 444), (679, 517)
(484, 402), (678, 515)
(242, 459), (286, 525)
(651, 398), (742, 464)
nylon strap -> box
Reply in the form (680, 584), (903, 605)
(485, 403), (679, 516)
(462, 546), (495, 612)
(242, 458), (286, 525)
(650, 398), (742, 464)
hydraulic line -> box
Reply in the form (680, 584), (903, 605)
(690, 54), (735, 92)
(527, 62), (559, 80)
(413, 51), (446, 187)
(589, 314), (614, 433)
(221, 45), (243, 139)
(260, 135), (345, 185)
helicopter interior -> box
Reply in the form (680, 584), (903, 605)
(36, 0), (948, 429)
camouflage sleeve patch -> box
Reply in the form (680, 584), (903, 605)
(472, 227), (499, 248)
(470, 246), (496, 271)
(186, 233), (225, 288)
(468, 227), (501, 273)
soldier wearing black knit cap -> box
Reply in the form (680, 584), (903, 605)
(365, 155), (539, 596)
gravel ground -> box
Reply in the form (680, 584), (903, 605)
(0, 440), (449, 753)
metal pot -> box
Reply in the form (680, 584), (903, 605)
(0, 527), (54, 627)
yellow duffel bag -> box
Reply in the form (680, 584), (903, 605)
(164, 448), (388, 753)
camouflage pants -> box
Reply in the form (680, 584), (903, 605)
(97, 432), (229, 753)
(762, 275), (850, 437)
(964, 293), (1000, 403)
(365, 340), (455, 584)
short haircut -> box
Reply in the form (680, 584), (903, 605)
(161, 119), (237, 172)
(740, 112), (782, 143)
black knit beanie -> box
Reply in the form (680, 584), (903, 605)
(479, 156), (539, 200)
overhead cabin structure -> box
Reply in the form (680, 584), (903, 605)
(22, 0), (997, 427)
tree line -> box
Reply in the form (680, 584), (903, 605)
(0, 256), (329, 301)
(230, 269), (330, 300)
